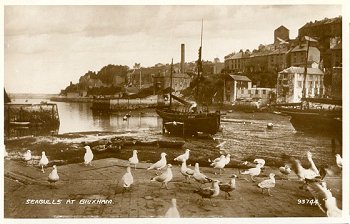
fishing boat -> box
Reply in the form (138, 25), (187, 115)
(156, 21), (221, 136)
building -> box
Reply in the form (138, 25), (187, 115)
(223, 74), (252, 103)
(276, 66), (324, 103)
(289, 44), (321, 67)
(267, 46), (289, 72)
(274, 25), (290, 44)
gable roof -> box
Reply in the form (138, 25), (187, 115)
(228, 74), (251, 82)
(279, 66), (324, 75)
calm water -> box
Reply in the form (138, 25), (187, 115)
(8, 98), (162, 134)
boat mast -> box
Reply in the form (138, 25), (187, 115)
(169, 58), (173, 107)
(196, 19), (203, 103)
(302, 36), (311, 99)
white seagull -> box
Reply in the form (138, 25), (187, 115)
(180, 160), (195, 183)
(174, 149), (190, 163)
(210, 155), (226, 175)
(292, 159), (319, 180)
(121, 166), (134, 191)
(254, 158), (265, 168)
(164, 198), (181, 218)
(84, 146), (94, 166)
(306, 151), (320, 175)
(240, 163), (263, 182)
(23, 150), (32, 165)
(38, 151), (49, 173)
(193, 163), (212, 185)
(150, 164), (173, 189)
(48, 165), (59, 188)
(128, 150), (139, 169)
(147, 152), (167, 170)
(335, 154), (342, 169)
(193, 180), (220, 206)
(279, 164), (291, 179)
(258, 173), (276, 196)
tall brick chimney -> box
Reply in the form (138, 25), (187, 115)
(181, 44), (185, 73)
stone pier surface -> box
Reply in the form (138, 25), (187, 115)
(4, 158), (342, 218)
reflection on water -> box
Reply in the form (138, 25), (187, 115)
(6, 98), (162, 136)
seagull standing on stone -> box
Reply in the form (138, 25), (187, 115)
(258, 173), (276, 196)
(23, 150), (32, 165)
(193, 180), (220, 206)
(84, 146), (94, 166)
(48, 165), (59, 188)
(193, 163), (212, 185)
(128, 150), (139, 169)
(180, 160), (194, 183)
(240, 163), (263, 182)
(164, 198), (181, 218)
(147, 152), (167, 171)
(121, 166), (134, 191)
(150, 164), (173, 189)
(38, 151), (49, 173)
(174, 149), (190, 163)
(335, 154), (342, 169)
(219, 174), (237, 199)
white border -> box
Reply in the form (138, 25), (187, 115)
(1, 0), (349, 224)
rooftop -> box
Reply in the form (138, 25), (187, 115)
(279, 66), (324, 75)
(228, 74), (252, 82)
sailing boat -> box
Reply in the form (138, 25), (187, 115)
(278, 36), (342, 141)
(156, 21), (221, 136)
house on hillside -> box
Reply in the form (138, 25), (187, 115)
(223, 74), (252, 103)
(276, 66), (324, 103)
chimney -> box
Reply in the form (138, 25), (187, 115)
(181, 44), (185, 73)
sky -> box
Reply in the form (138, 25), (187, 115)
(4, 5), (342, 94)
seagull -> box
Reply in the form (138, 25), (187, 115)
(180, 160), (194, 183)
(174, 149), (190, 163)
(23, 150), (32, 165)
(48, 165), (59, 188)
(335, 154), (342, 169)
(147, 152), (167, 170)
(240, 163), (263, 182)
(38, 151), (49, 173)
(219, 174), (237, 199)
(258, 173), (276, 196)
(210, 155), (226, 175)
(164, 198), (181, 218)
(84, 146), (94, 166)
(292, 159), (319, 180)
(208, 154), (225, 164)
(254, 158), (265, 168)
(193, 163), (212, 185)
(305, 179), (341, 216)
(306, 151), (320, 175)
(193, 180), (220, 206)
(123, 115), (128, 121)
(224, 154), (231, 165)
(150, 164), (173, 189)
(121, 166), (134, 191)
(128, 150), (139, 169)
(279, 164), (291, 179)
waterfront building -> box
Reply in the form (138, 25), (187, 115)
(289, 44), (321, 67)
(223, 74), (252, 103)
(276, 66), (324, 103)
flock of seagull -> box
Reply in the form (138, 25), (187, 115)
(7, 140), (343, 218)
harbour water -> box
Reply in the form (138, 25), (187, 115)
(6, 96), (341, 167)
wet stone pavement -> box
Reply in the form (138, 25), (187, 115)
(4, 158), (342, 218)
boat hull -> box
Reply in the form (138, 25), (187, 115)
(284, 110), (342, 139)
(156, 109), (221, 135)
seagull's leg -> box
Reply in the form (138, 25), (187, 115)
(165, 182), (169, 190)
(219, 169), (222, 175)
(41, 166), (44, 173)
(261, 188), (264, 194)
(134, 164), (137, 170)
(268, 189), (273, 196)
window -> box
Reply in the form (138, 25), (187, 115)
(298, 81), (302, 88)
(255, 90), (259, 94)
(248, 90), (251, 94)
(309, 81), (313, 88)
(241, 89), (244, 94)
(262, 90), (266, 94)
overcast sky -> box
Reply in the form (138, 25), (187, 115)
(4, 5), (341, 94)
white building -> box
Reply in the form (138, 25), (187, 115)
(276, 66), (324, 103)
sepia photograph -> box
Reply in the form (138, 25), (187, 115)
(2, 1), (347, 220)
